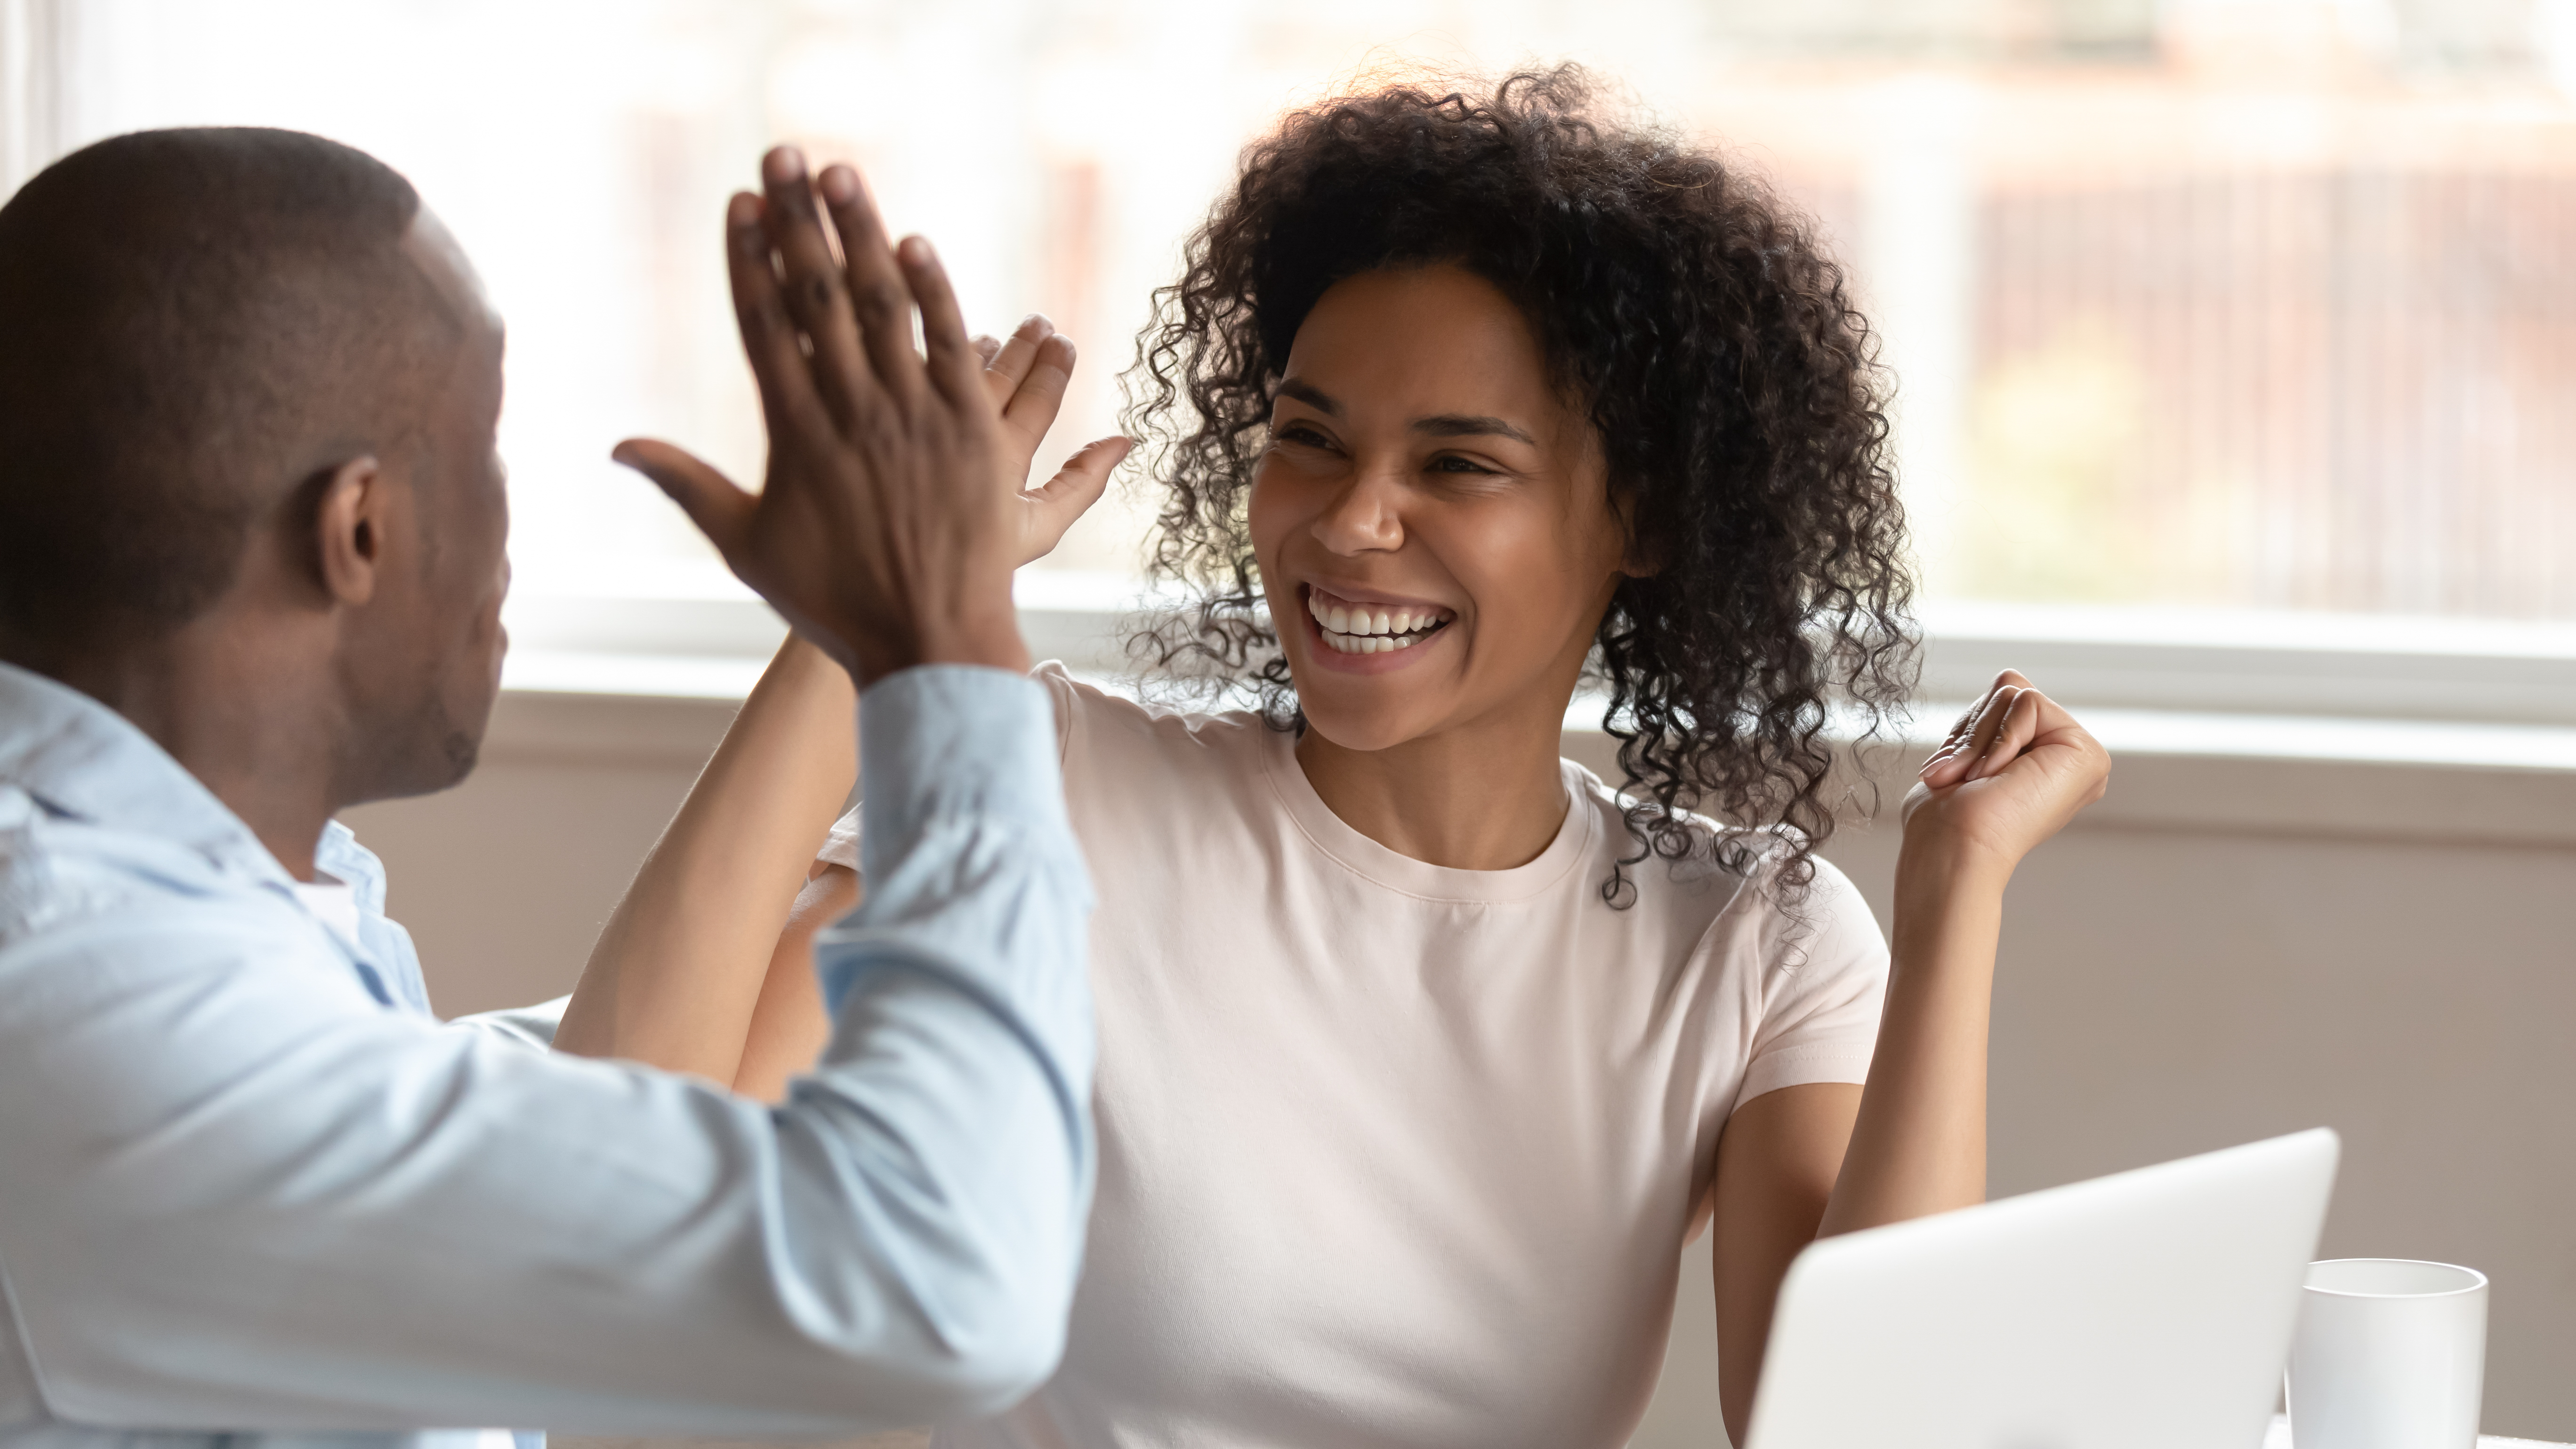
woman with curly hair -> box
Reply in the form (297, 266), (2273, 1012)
(571, 66), (2109, 1447)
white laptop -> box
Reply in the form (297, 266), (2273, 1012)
(1745, 1128), (2341, 1449)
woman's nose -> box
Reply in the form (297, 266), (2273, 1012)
(1310, 466), (1406, 555)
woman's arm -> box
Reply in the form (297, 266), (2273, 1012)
(1708, 669), (2108, 1442)
(557, 315), (1126, 1085)
(553, 636), (856, 1080)
(735, 861), (859, 1100)
(1819, 668), (2107, 1234)
(1711, 1081), (1861, 1439)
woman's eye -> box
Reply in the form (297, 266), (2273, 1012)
(1427, 454), (1497, 475)
(1274, 423), (1334, 449)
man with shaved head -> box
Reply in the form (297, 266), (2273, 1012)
(0, 129), (507, 858)
(0, 129), (1100, 1445)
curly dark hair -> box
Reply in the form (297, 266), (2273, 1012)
(1124, 65), (1916, 904)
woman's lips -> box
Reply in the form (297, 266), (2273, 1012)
(1304, 586), (1453, 656)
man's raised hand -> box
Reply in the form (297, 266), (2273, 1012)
(612, 147), (1029, 686)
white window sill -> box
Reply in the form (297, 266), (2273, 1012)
(502, 573), (2576, 757)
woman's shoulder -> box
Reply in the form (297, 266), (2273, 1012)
(1033, 660), (1283, 784)
(1558, 758), (1883, 953)
(820, 663), (1280, 872)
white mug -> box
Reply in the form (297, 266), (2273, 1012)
(2286, 1258), (2487, 1449)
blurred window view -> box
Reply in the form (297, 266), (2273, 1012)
(15, 0), (2576, 625)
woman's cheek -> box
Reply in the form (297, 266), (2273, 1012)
(1246, 464), (1334, 583)
(1244, 467), (1290, 561)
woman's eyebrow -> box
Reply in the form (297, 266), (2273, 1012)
(1415, 414), (1536, 445)
(1276, 378), (1339, 414)
(1276, 378), (1534, 446)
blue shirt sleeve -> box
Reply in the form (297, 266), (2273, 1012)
(0, 665), (1095, 1435)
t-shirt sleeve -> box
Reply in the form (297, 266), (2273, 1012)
(452, 992), (570, 1050)
(817, 661), (1081, 877)
(818, 808), (863, 872)
(1731, 852), (1889, 1112)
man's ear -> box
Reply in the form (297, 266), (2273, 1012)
(314, 456), (386, 607)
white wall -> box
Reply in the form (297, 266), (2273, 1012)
(349, 690), (2576, 1443)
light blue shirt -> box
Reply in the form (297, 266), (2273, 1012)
(0, 660), (1095, 1448)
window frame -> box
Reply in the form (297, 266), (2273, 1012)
(501, 576), (2576, 773)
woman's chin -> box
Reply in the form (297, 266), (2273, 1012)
(1285, 662), (1449, 754)
(1295, 706), (1429, 756)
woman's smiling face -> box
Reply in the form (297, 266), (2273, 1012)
(1249, 264), (1637, 753)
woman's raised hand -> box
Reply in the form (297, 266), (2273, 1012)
(612, 147), (1026, 686)
(1900, 670), (2111, 877)
(969, 314), (1132, 567)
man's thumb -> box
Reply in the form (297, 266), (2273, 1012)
(612, 439), (754, 560)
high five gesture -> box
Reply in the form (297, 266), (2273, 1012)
(614, 147), (1074, 685)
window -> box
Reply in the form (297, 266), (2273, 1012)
(14, 0), (2576, 734)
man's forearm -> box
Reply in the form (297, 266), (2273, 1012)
(4, 663), (1094, 1434)
(790, 663), (1097, 1381)
(824, 663), (1092, 1114)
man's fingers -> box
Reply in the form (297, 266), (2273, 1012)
(899, 234), (982, 404)
(818, 165), (928, 403)
(723, 193), (830, 438)
(612, 439), (757, 564)
(900, 235), (977, 397)
(760, 148), (870, 419)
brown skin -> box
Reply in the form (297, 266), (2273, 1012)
(596, 258), (2111, 1443)
(557, 149), (1128, 1072)
(1250, 266), (1634, 869)
(10, 209), (512, 882)
(610, 149), (1103, 687)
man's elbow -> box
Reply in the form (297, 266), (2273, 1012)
(912, 1286), (1071, 1421)
(779, 1210), (1080, 1425)
(890, 1154), (1088, 1415)
(824, 1257), (1071, 1425)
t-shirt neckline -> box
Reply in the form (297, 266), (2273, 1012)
(1260, 728), (1598, 905)
(289, 873), (363, 951)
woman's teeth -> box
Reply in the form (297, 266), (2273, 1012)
(1306, 590), (1452, 655)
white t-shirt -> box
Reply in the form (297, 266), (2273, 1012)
(290, 874), (362, 950)
(819, 664), (1888, 1449)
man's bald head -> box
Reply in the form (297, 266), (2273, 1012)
(0, 127), (461, 650)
